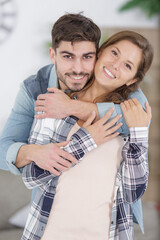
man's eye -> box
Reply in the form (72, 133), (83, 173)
(63, 55), (72, 59)
(83, 55), (92, 59)
(112, 50), (118, 56)
(125, 63), (132, 70)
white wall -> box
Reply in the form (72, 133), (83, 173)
(0, 0), (159, 131)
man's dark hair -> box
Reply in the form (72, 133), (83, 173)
(51, 13), (101, 51)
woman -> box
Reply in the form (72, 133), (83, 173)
(21, 31), (153, 240)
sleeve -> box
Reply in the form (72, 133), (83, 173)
(96, 88), (148, 136)
(22, 117), (57, 189)
(22, 125), (97, 189)
(0, 83), (35, 175)
(22, 162), (57, 189)
(62, 127), (97, 161)
(120, 127), (149, 203)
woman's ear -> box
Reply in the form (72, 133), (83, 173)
(49, 47), (56, 64)
(126, 78), (138, 86)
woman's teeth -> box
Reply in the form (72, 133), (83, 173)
(103, 67), (116, 79)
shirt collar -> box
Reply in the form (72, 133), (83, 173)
(48, 65), (59, 88)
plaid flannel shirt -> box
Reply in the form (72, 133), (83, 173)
(21, 116), (149, 240)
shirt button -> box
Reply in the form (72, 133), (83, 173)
(111, 221), (114, 224)
(124, 138), (126, 141)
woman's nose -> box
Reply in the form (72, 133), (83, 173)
(112, 60), (121, 70)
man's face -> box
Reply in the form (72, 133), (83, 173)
(49, 41), (96, 91)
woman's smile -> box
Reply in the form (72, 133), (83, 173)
(103, 66), (116, 79)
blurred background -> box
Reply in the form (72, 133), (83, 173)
(0, 0), (159, 239)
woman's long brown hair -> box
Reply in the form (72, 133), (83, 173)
(70, 30), (153, 104)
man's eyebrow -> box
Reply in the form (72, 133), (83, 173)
(60, 51), (74, 56)
(60, 51), (96, 56)
(115, 47), (135, 68)
(83, 52), (96, 55)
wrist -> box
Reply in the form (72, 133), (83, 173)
(68, 99), (79, 117)
(16, 144), (38, 168)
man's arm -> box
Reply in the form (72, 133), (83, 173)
(35, 87), (99, 121)
(0, 83), (35, 174)
(22, 128), (96, 190)
(0, 81), (77, 175)
(35, 87), (148, 136)
(22, 109), (122, 188)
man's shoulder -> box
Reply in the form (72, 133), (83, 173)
(23, 64), (54, 100)
(24, 64), (53, 86)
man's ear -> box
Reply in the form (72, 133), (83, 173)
(126, 78), (138, 86)
(49, 47), (56, 64)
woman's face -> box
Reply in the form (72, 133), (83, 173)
(94, 40), (142, 92)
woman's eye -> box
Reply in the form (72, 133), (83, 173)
(112, 50), (118, 56)
(125, 63), (132, 70)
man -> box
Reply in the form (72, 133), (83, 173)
(0, 13), (146, 232)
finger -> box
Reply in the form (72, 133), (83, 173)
(104, 114), (122, 130)
(98, 108), (115, 125)
(47, 87), (62, 93)
(35, 100), (45, 106)
(105, 122), (123, 136)
(105, 131), (120, 141)
(35, 106), (45, 112)
(120, 102), (126, 113)
(35, 112), (47, 119)
(123, 100), (130, 110)
(56, 144), (78, 164)
(49, 167), (61, 176)
(56, 140), (70, 147)
(145, 102), (152, 118)
(53, 160), (70, 171)
(132, 98), (142, 106)
(59, 149), (78, 164)
(37, 94), (46, 100)
(83, 111), (96, 127)
(127, 99), (136, 107)
(53, 156), (72, 168)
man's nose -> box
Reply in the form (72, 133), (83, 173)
(72, 59), (84, 74)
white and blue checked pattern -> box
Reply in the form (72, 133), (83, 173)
(21, 116), (149, 240)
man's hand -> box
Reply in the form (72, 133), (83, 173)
(16, 141), (78, 176)
(120, 98), (152, 128)
(83, 108), (123, 146)
(35, 87), (99, 121)
(35, 87), (73, 119)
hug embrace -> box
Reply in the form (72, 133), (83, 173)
(0, 13), (153, 240)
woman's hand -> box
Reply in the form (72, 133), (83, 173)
(83, 108), (123, 146)
(120, 98), (152, 128)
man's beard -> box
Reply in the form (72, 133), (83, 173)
(55, 65), (93, 92)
